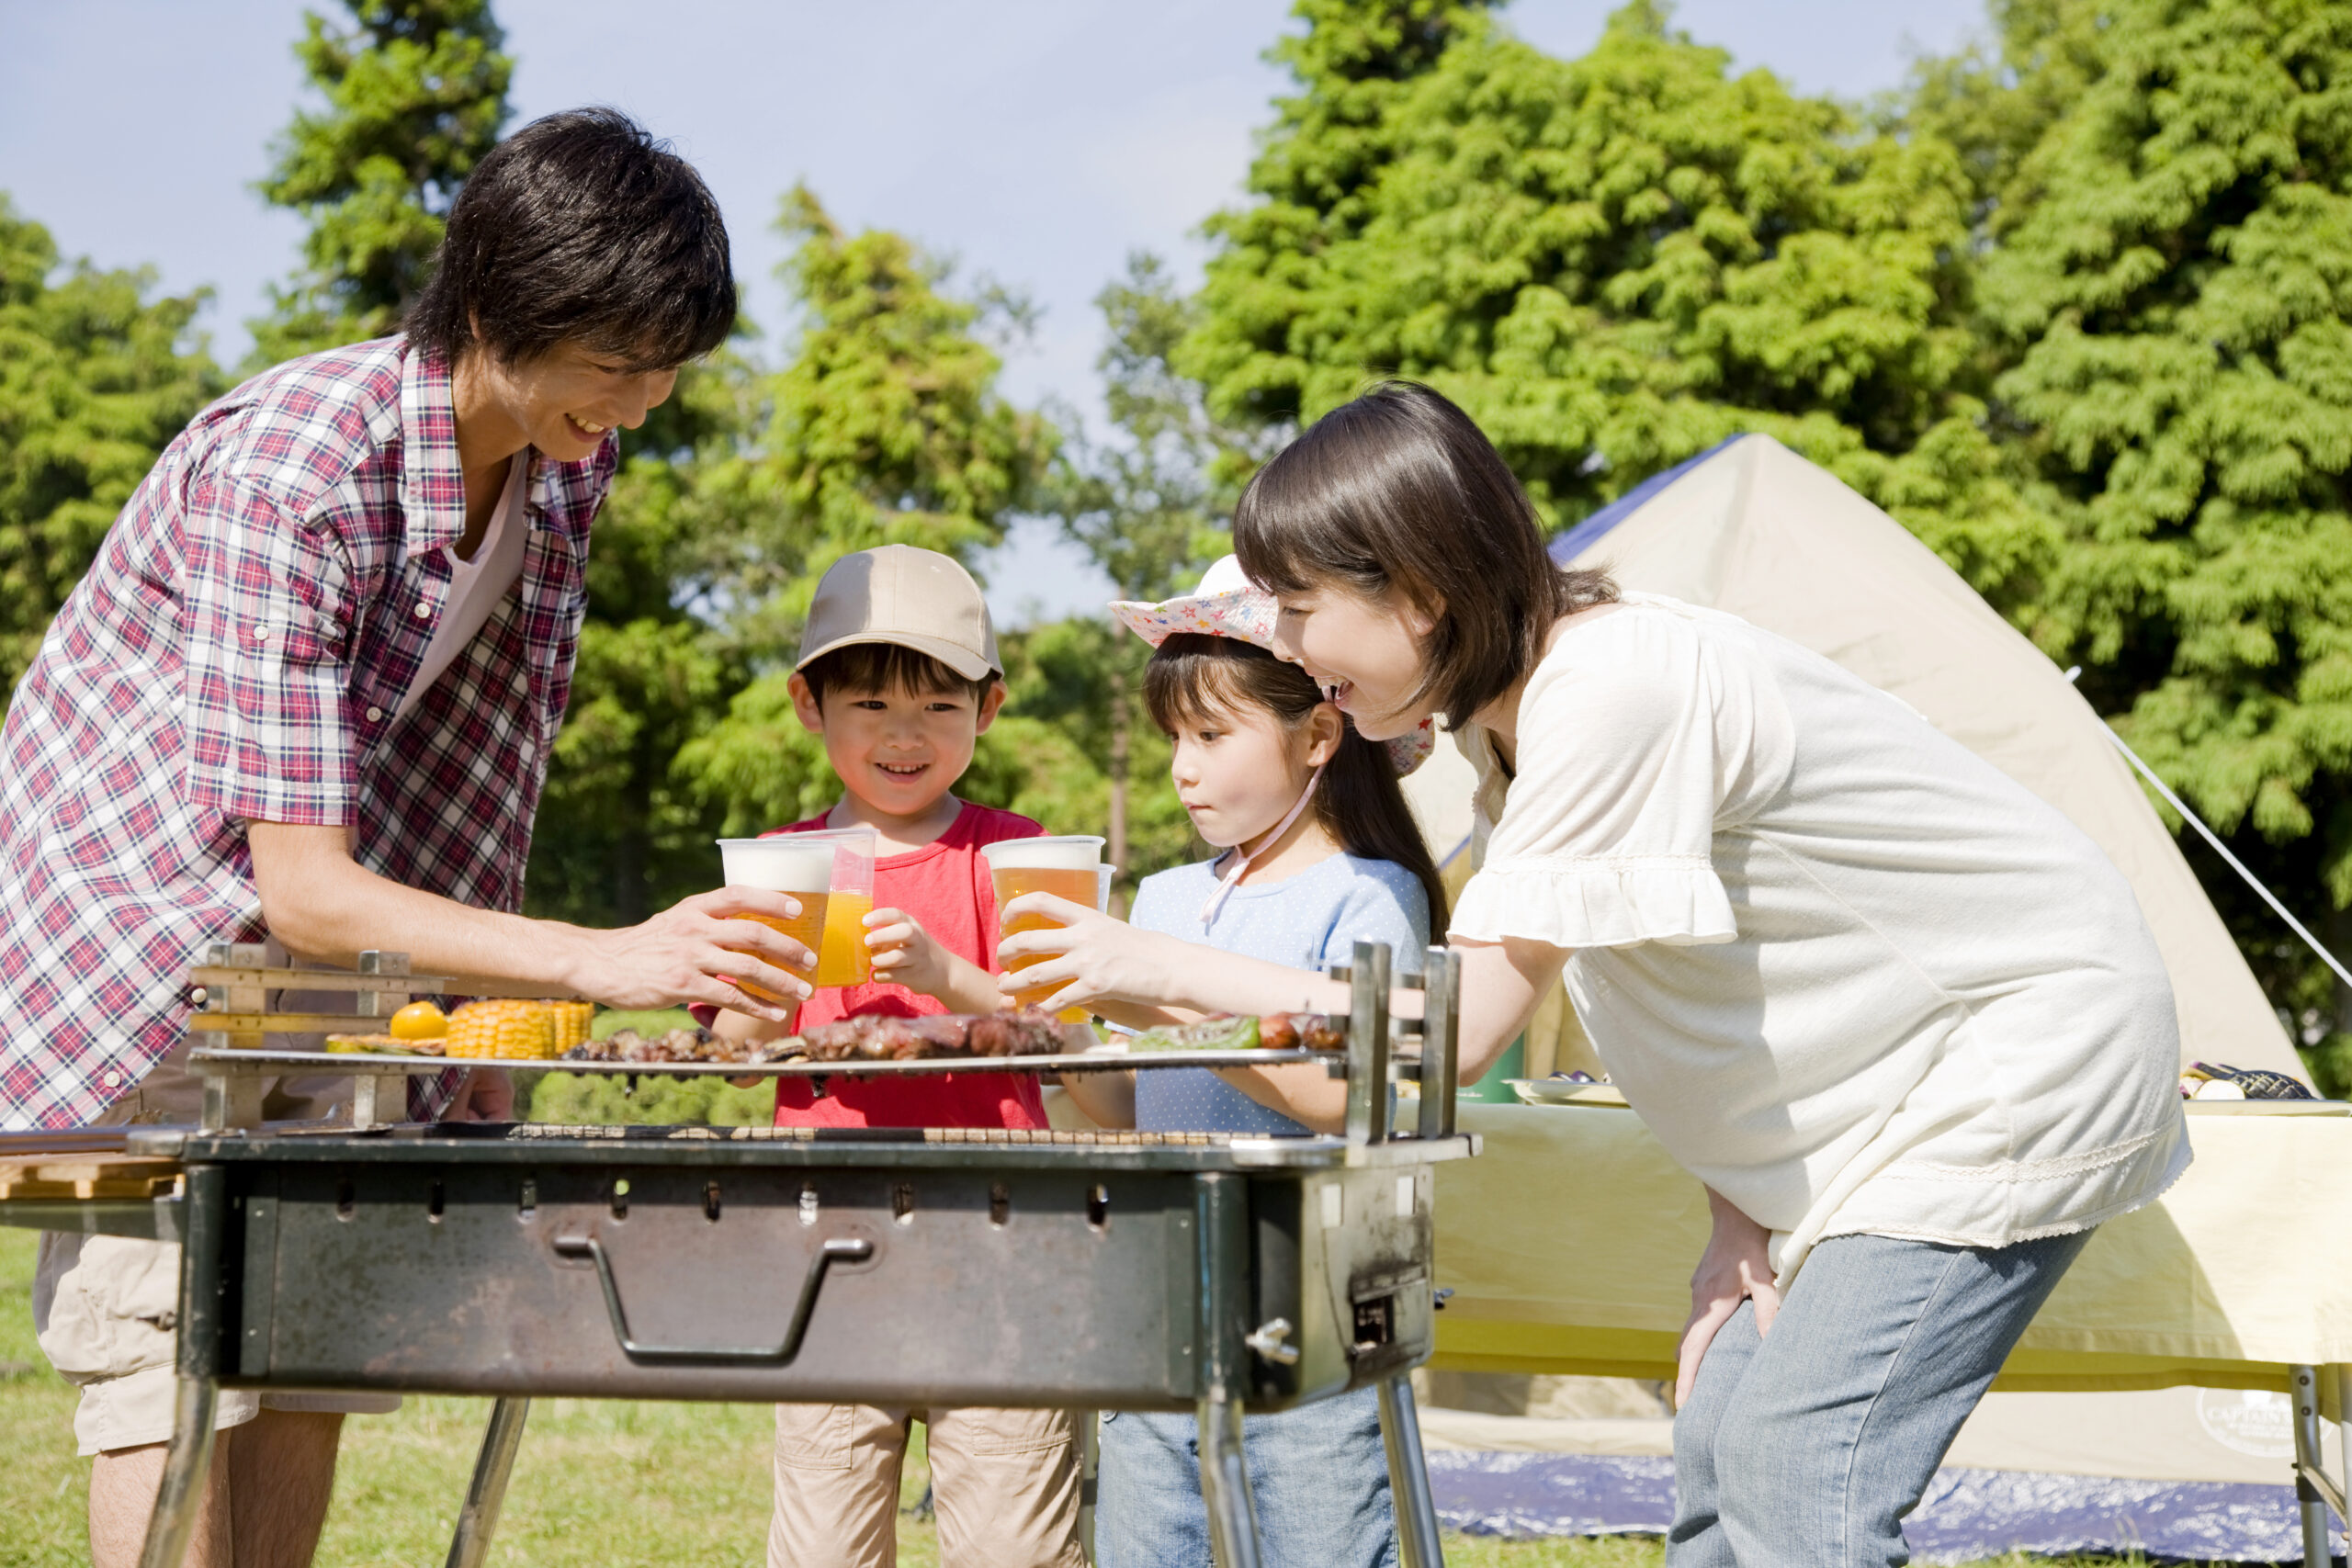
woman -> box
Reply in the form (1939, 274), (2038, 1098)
(999, 382), (2188, 1567)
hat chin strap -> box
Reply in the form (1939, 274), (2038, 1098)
(1199, 765), (1325, 929)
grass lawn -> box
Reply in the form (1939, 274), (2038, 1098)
(0, 1216), (2197, 1567)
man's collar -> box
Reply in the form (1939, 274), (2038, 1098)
(398, 340), (469, 556)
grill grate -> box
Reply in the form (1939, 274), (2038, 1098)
(507, 1122), (1241, 1146)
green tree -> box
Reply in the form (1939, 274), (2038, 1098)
(1973, 0), (2352, 1082)
(1186, 0), (2045, 603)
(251, 0), (511, 366)
(0, 197), (220, 695)
(1050, 254), (1260, 893)
(674, 190), (1057, 837)
(1895, 1), (2109, 230)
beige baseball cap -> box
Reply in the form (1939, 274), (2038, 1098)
(794, 545), (1002, 680)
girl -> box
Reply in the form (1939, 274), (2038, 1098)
(1005, 385), (2188, 1568)
(1061, 555), (1442, 1568)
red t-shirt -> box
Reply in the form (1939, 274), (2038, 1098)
(766, 803), (1049, 1131)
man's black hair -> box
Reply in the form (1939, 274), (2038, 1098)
(800, 643), (997, 710)
(405, 107), (735, 370)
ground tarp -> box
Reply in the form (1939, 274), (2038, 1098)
(1423, 1450), (2340, 1563)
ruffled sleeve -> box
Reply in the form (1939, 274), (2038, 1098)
(1451, 607), (1748, 950)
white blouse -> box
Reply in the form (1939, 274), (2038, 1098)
(1453, 594), (2189, 1280)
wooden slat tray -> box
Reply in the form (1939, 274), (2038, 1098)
(0, 1154), (183, 1201)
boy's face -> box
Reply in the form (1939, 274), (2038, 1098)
(788, 670), (1008, 821)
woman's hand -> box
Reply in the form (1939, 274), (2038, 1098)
(569, 888), (815, 1022)
(1675, 1187), (1781, 1406)
(994, 894), (1198, 1012)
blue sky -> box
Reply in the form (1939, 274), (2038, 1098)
(1, 0), (1983, 622)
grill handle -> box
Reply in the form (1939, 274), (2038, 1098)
(551, 1233), (873, 1365)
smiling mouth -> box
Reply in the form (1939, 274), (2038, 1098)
(1323, 680), (1353, 705)
(565, 413), (610, 439)
(876, 761), (930, 779)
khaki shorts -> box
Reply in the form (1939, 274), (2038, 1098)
(31, 1054), (399, 1456)
(770, 1402), (1085, 1568)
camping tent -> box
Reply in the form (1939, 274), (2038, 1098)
(1402, 432), (2306, 1082)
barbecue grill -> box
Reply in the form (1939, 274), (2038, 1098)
(0, 940), (1476, 1568)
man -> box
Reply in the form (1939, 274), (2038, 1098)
(0, 107), (812, 1568)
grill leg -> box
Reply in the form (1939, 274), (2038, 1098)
(1377, 1375), (1446, 1568)
(1078, 1409), (1099, 1565)
(1197, 1391), (1262, 1568)
(136, 1374), (220, 1568)
(445, 1397), (531, 1568)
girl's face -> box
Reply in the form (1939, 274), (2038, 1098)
(1166, 694), (1341, 849)
(1269, 582), (1435, 741)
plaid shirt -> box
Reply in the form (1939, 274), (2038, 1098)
(0, 337), (616, 1130)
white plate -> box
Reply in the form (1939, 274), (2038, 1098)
(1506, 1078), (1628, 1108)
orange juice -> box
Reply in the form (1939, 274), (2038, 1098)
(813, 889), (875, 987)
(992, 864), (1108, 1013)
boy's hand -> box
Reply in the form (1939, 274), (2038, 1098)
(865, 907), (955, 998)
(994, 894), (1193, 1012)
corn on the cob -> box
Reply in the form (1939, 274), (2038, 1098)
(443, 999), (556, 1061)
(548, 1000), (594, 1055)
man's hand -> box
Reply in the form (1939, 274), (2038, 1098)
(569, 888), (818, 1021)
(247, 822), (818, 1022)
(446, 1067), (514, 1122)
(1675, 1187), (1781, 1406)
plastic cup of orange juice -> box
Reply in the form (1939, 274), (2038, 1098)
(794, 827), (878, 987)
(981, 836), (1109, 1019)
(716, 837), (835, 999)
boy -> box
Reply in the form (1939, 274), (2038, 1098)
(714, 544), (1085, 1568)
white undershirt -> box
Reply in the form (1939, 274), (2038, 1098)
(395, 454), (530, 721)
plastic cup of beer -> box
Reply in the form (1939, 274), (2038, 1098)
(796, 827), (878, 987)
(716, 837), (835, 999)
(981, 836), (1109, 1018)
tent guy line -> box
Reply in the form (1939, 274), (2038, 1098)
(2075, 668), (2352, 998)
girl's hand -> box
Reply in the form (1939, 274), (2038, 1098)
(1675, 1187), (1781, 1405)
(994, 894), (1195, 1011)
(865, 908), (953, 998)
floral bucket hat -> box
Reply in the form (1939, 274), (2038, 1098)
(1110, 556), (1436, 777)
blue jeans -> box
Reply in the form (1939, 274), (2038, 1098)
(1670, 1228), (2092, 1567)
(1095, 1386), (1397, 1568)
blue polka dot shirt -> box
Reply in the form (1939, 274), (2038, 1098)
(1128, 852), (1430, 1134)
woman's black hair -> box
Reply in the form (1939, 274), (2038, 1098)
(1144, 634), (1448, 934)
(1233, 380), (1616, 728)
(405, 107), (735, 370)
